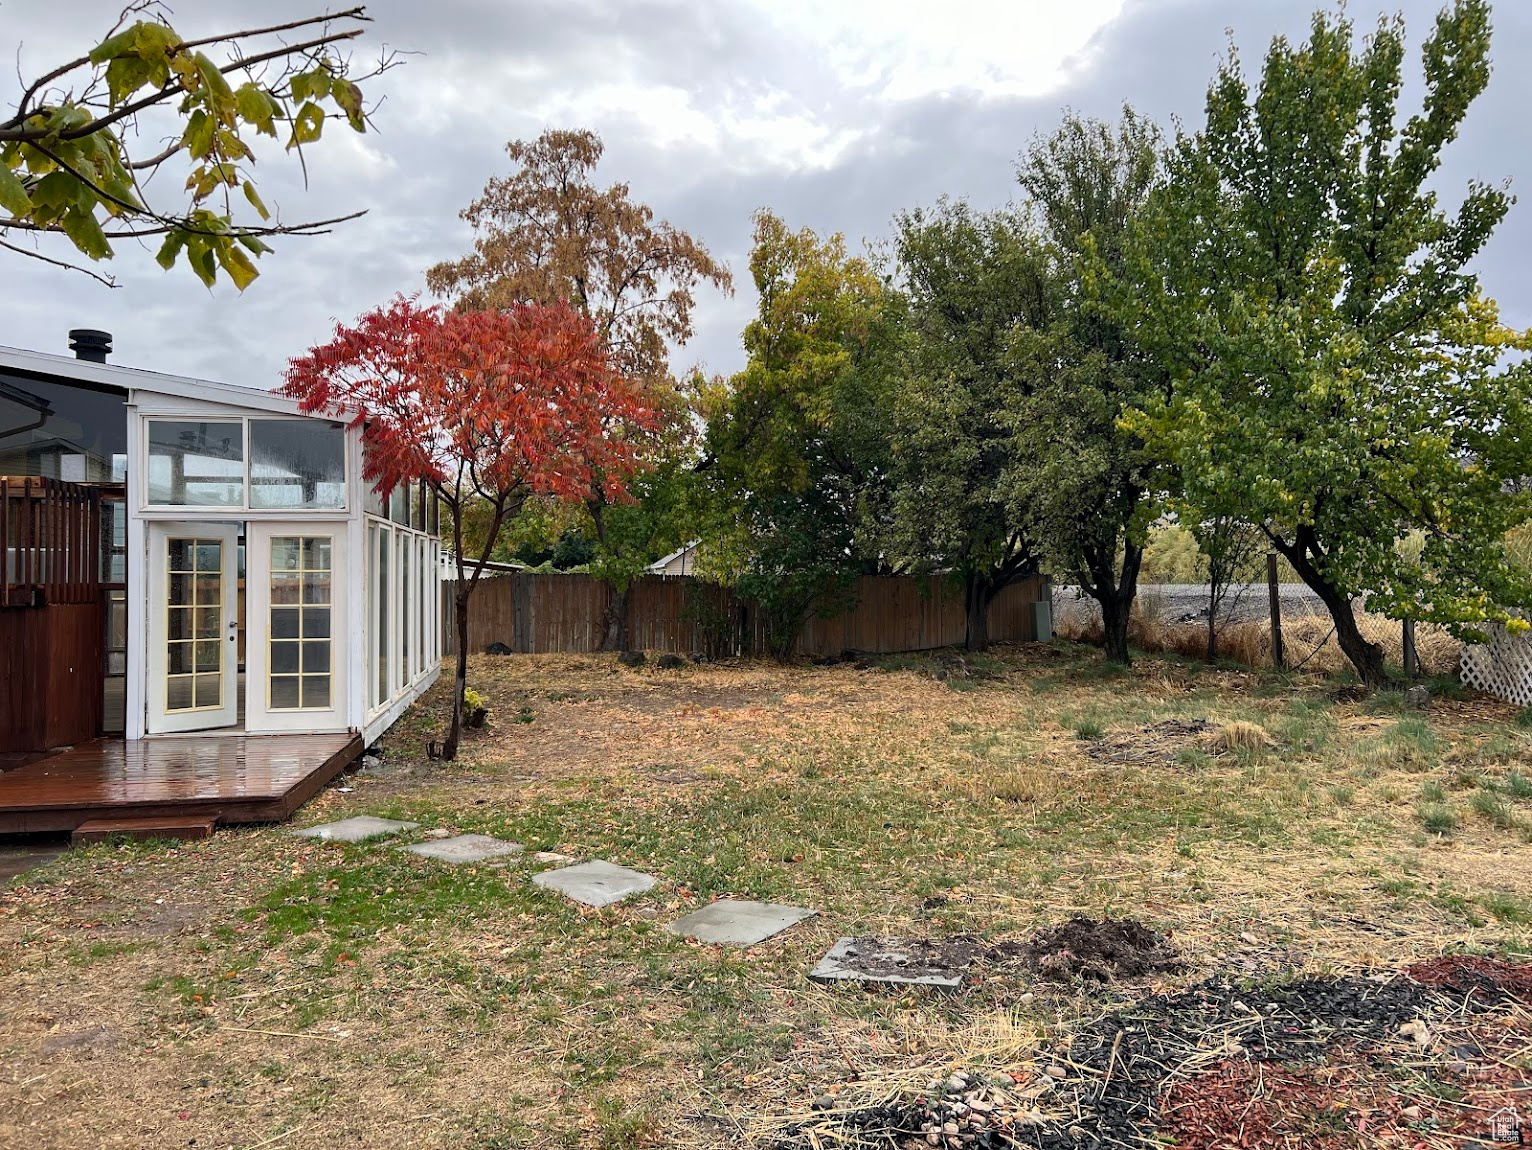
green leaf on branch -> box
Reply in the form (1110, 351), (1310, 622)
(242, 180), (270, 221)
(331, 79), (366, 131)
(215, 239), (259, 291)
(0, 164), (31, 217)
(288, 102), (325, 148)
(155, 231), (185, 270)
(59, 208), (111, 261)
(235, 84), (278, 136)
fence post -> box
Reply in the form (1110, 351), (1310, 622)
(1267, 553), (1285, 670)
(1402, 618), (1418, 679)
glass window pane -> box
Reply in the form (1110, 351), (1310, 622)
(147, 421), (243, 506)
(303, 537), (332, 571)
(270, 675), (300, 709)
(167, 676), (194, 710)
(167, 539), (192, 572)
(167, 607), (193, 640)
(195, 640), (221, 670)
(271, 538), (302, 571)
(301, 641), (330, 674)
(271, 640), (300, 674)
(194, 543), (222, 572)
(271, 607), (301, 639)
(301, 677), (331, 709)
(167, 641), (194, 674)
(271, 574), (301, 604)
(194, 672), (221, 708)
(302, 572), (330, 605)
(0, 373), (126, 483)
(249, 420), (346, 509)
(302, 607), (330, 638)
(195, 574), (221, 604)
(196, 606), (222, 636)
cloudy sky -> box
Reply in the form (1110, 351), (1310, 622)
(3, 0), (1530, 390)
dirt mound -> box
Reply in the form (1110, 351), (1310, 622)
(1404, 954), (1532, 1002)
(1015, 917), (1183, 982)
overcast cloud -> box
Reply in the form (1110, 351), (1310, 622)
(2, 0), (1529, 390)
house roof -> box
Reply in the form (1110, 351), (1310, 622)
(0, 343), (315, 417)
(648, 541), (700, 571)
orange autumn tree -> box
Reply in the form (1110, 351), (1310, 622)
(284, 295), (656, 759)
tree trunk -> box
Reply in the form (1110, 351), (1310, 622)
(1101, 593), (1131, 665)
(1085, 540), (1142, 667)
(964, 573), (992, 651)
(442, 587), (471, 761)
(600, 582), (633, 652)
(1206, 611), (1218, 663)
(1271, 529), (1386, 686)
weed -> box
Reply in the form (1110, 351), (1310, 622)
(1516, 707), (1532, 729)
(1505, 771), (1532, 800)
(1073, 720), (1105, 741)
(1418, 805), (1457, 835)
(1470, 788), (1516, 830)
(1420, 781), (1446, 803)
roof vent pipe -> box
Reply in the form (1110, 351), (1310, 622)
(68, 329), (113, 363)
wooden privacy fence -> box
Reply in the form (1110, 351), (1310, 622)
(1, 476), (101, 607)
(442, 572), (1049, 658)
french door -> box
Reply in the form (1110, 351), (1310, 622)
(245, 523), (347, 733)
(147, 522), (240, 733)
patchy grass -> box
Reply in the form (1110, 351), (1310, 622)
(2, 646), (1531, 1149)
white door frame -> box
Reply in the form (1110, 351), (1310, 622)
(146, 521), (241, 734)
(245, 522), (349, 734)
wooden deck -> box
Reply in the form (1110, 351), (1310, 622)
(0, 732), (363, 834)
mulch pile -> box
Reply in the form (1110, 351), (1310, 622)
(769, 956), (1532, 1150)
(997, 916), (1184, 982)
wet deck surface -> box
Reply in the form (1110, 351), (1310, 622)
(0, 733), (362, 834)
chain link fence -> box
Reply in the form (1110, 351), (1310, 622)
(1052, 580), (1464, 676)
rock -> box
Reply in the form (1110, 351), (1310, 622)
(656, 653), (687, 669)
(1400, 1105), (1422, 1120)
(968, 1099), (995, 1113)
(926, 1079), (945, 1094)
(424, 828), (452, 840)
(812, 1095), (834, 1111)
(926, 1134), (941, 1147)
(1045, 1064), (1068, 1079)
(1405, 685), (1431, 708)
(618, 650), (646, 668)
(946, 1075), (968, 1093)
(359, 754), (383, 772)
(1399, 1019), (1431, 1046)
(484, 641), (513, 655)
(689, 652), (709, 664)
(942, 1122), (960, 1136)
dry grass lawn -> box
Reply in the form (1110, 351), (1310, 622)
(2, 644), (1530, 1149)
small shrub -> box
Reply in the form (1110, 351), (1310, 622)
(1505, 770), (1532, 800)
(1073, 720), (1105, 741)
(1420, 781), (1446, 803)
(1517, 707), (1532, 729)
(1418, 805), (1457, 835)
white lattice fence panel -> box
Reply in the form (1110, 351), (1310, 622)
(1460, 623), (1532, 708)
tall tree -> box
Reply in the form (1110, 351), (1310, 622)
(1119, 1), (1532, 684)
(426, 129), (732, 649)
(891, 201), (1046, 650)
(701, 211), (897, 659)
(284, 296), (656, 759)
(2, 7), (391, 287)
(1008, 108), (1164, 664)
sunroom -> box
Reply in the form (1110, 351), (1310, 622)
(0, 335), (441, 836)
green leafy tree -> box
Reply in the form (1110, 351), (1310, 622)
(1, 7), (388, 287)
(1008, 108), (1164, 664)
(701, 210), (898, 659)
(891, 201), (1046, 650)
(1119, 0), (1532, 683)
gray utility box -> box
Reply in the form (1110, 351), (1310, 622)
(1033, 599), (1054, 643)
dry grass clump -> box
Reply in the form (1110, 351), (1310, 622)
(1213, 720), (1276, 753)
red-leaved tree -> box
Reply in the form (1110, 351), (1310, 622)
(284, 295), (656, 759)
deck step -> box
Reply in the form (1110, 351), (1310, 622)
(71, 816), (218, 845)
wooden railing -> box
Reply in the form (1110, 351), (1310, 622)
(1, 477), (102, 607)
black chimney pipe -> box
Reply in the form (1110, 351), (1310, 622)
(68, 329), (112, 363)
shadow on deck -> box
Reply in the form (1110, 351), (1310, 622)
(0, 732), (363, 836)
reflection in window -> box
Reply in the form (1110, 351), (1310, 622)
(147, 421), (243, 506)
(269, 535), (333, 710)
(0, 373), (126, 482)
(250, 420), (345, 509)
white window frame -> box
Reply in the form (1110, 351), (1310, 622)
(140, 414), (350, 514)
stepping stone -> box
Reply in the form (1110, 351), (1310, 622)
(808, 937), (970, 989)
(533, 860), (656, 907)
(400, 834), (523, 863)
(665, 899), (817, 946)
(293, 816), (418, 843)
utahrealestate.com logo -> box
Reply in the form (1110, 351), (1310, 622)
(1489, 1105), (1524, 1144)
